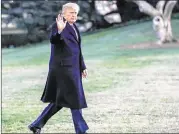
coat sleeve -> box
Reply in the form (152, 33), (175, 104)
(81, 53), (87, 71)
(50, 23), (63, 44)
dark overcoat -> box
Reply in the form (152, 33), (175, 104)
(41, 22), (87, 109)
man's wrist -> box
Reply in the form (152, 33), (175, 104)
(58, 30), (62, 34)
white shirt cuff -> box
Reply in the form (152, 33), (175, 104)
(58, 30), (62, 34)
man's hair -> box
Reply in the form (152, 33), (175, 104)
(62, 2), (80, 14)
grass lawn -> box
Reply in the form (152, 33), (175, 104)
(2, 19), (179, 133)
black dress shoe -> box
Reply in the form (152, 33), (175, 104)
(28, 125), (41, 134)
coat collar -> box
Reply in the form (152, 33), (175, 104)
(73, 23), (81, 44)
(66, 22), (81, 44)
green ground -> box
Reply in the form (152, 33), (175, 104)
(2, 19), (179, 133)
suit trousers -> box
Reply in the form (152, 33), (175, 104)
(30, 103), (89, 134)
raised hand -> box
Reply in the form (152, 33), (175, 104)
(56, 14), (67, 31)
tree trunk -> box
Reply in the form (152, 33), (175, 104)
(130, 0), (178, 45)
(165, 19), (173, 42)
(153, 16), (175, 44)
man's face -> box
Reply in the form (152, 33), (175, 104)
(63, 7), (78, 24)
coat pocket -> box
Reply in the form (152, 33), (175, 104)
(60, 59), (73, 67)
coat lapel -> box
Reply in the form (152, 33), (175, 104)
(66, 22), (79, 43)
(73, 23), (81, 44)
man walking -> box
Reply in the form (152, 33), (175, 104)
(28, 2), (89, 134)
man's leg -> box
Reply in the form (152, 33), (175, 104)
(71, 109), (89, 134)
(29, 103), (62, 129)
